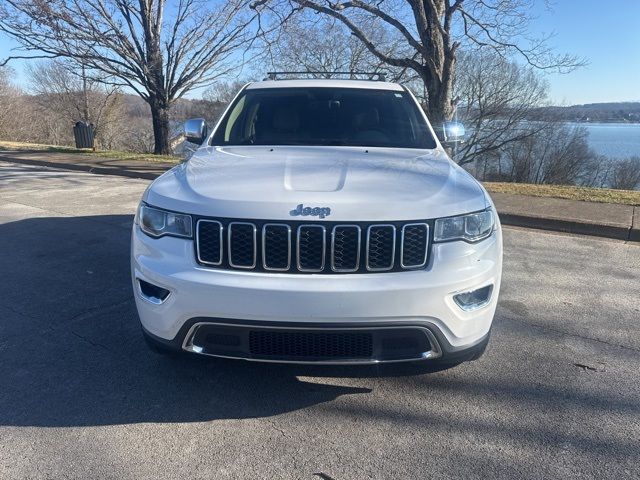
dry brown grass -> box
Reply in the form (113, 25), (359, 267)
(484, 182), (640, 206)
(0, 140), (180, 164)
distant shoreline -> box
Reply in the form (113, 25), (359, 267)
(571, 121), (640, 125)
(534, 102), (640, 124)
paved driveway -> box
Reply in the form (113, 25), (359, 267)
(1, 161), (639, 479)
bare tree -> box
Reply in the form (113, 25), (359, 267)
(203, 80), (250, 104)
(0, 67), (22, 140)
(27, 60), (124, 144)
(264, 15), (391, 77)
(498, 123), (598, 186)
(252, 0), (583, 125)
(609, 157), (640, 191)
(0, 0), (254, 154)
(453, 50), (549, 166)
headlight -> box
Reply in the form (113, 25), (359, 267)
(434, 208), (494, 243)
(137, 204), (192, 239)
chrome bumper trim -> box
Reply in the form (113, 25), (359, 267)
(181, 321), (442, 365)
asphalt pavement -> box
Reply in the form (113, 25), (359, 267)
(1, 161), (639, 479)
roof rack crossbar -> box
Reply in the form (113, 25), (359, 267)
(264, 71), (386, 82)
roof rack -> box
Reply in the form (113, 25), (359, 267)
(264, 71), (387, 82)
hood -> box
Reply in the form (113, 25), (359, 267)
(145, 146), (487, 221)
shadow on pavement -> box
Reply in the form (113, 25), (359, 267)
(0, 152), (170, 180)
(0, 214), (440, 428)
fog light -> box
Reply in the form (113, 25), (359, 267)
(137, 279), (170, 304)
(453, 285), (493, 311)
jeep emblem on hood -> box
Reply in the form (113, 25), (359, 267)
(290, 204), (331, 219)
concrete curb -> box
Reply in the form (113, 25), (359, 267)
(489, 191), (638, 243)
(2, 154), (639, 243)
(498, 212), (635, 242)
(630, 207), (640, 242)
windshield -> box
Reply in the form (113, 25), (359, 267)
(211, 87), (437, 149)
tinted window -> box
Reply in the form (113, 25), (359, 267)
(211, 87), (437, 149)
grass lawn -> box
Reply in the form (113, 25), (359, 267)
(0, 140), (180, 164)
(484, 182), (640, 206)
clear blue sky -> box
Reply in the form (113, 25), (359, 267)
(529, 0), (640, 104)
(0, 0), (638, 105)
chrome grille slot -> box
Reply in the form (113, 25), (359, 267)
(196, 220), (223, 265)
(331, 225), (361, 272)
(228, 222), (256, 269)
(297, 225), (326, 272)
(366, 225), (396, 271)
(401, 223), (429, 268)
(262, 224), (291, 271)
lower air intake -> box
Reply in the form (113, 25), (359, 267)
(249, 330), (373, 359)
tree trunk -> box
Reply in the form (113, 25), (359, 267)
(149, 97), (170, 155)
(425, 75), (454, 126)
(426, 91), (451, 126)
(81, 63), (90, 123)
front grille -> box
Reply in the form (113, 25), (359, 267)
(249, 330), (373, 359)
(196, 218), (431, 274)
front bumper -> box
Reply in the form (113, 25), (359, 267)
(132, 223), (502, 364)
(142, 318), (493, 365)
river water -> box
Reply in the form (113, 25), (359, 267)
(580, 123), (640, 160)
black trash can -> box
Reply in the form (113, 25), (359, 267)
(73, 122), (95, 149)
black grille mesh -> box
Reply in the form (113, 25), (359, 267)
(249, 330), (373, 359)
(298, 226), (325, 271)
(402, 224), (428, 267)
(197, 221), (222, 264)
(229, 223), (255, 267)
(263, 225), (290, 270)
(332, 226), (360, 271)
(367, 226), (395, 270)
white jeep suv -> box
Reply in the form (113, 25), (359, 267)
(131, 77), (502, 366)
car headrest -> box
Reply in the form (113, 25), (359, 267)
(352, 108), (380, 129)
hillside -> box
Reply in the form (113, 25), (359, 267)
(532, 102), (640, 123)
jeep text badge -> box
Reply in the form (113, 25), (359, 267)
(290, 204), (331, 219)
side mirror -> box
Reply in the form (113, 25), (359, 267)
(442, 121), (466, 144)
(184, 118), (208, 145)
